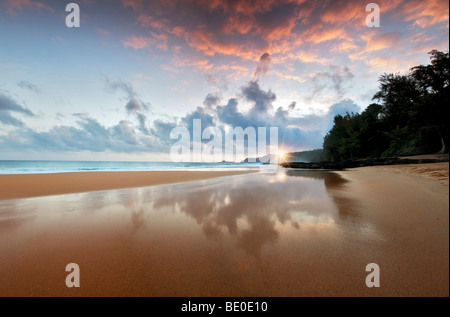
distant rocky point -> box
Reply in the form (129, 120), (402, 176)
(279, 155), (449, 170)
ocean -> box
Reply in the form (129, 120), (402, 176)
(0, 160), (262, 175)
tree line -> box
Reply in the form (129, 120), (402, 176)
(323, 50), (449, 161)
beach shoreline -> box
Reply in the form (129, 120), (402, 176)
(1, 161), (447, 201)
(0, 169), (256, 200)
(0, 163), (448, 296)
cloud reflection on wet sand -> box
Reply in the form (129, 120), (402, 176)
(0, 170), (387, 296)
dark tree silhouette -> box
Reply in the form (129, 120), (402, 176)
(410, 50), (449, 153)
(323, 50), (449, 161)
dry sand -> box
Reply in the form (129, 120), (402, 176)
(356, 162), (449, 186)
(0, 169), (255, 200)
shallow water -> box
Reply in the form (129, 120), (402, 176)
(0, 169), (445, 296)
(0, 160), (261, 174)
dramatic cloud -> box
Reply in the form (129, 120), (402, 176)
(150, 119), (178, 149)
(104, 77), (151, 134)
(1, 79), (358, 155)
(398, 0), (449, 28)
(111, 0), (448, 82)
(105, 79), (150, 116)
(125, 99), (148, 113)
(1, 0), (447, 159)
(136, 112), (149, 135)
(112, 120), (139, 145)
(0, 113), (165, 154)
(309, 65), (355, 98)
(216, 98), (248, 128)
(241, 80), (276, 116)
(104, 77), (136, 100)
(151, 119), (176, 140)
(0, 93), (35, 127)
(211, 81), (343, 149)
(254, 52), (271, 79)
(320, 0), (365, 24)
(203, 92), (222, 108)
(214, 95), (325, 151)
(181, 106), (215, 131)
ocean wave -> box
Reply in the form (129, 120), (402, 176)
(0, 160), (262, 175)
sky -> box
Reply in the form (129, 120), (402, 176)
(0, 0), (448, 161)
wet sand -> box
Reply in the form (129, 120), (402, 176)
(334, 163), (449, 296)
(0, 169), (255, 200)
(0, 165), (448, 297)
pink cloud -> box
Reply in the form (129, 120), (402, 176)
(137, 14), (171, 30)
(186, 25), (256, 60)
(200, 0), (277, 15)
(320, 0), (365, 25)
(170, 26), (187, 38)
(118, 0), (448, 82)
(320, 0), (405, 26)
(297, 50), (331, 64)
(122, 35), (168, 51)
(222, 14), (255, 35)
(192, 59), (214, 71)
(366, 32), (402, 51)
(398, 0), (449, 28)
(305, 27), (349, 44)
(259, 16), (297, 42)
(123, 36), (152, 50)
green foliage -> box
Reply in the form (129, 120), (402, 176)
(323, 50), (449, 161)
(284, 149), (325, 162)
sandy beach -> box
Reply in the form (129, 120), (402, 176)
(0, 169), (255, 200)
(0, 163), (448, 297)
(333, 162), (449, 296)
(355, 162), (449, 186)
